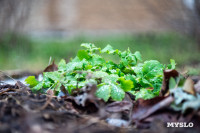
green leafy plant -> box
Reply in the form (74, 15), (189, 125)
(25, 43), (176, 101)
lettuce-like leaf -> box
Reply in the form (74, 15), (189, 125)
(130, 88), (156, 100)
(77, 50), (90, 60)
(143, 60), (163, 79)
(167, 59), (176, 69)
(96, 85), (111, 102)
(118, 77), (134, 91)
(101, 45), (116, 54)
(110, 83), (125, 101)
(58, 59), (67, 72)
(25, 76), (39, 87)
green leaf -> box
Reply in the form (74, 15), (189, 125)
(133, 64), (143, 76)
(96, 85), (111, 101)
(169, 77), (177, 89)
(134, 51), (142, 61)
(143, 60), (163, 79)
(105, 61), (117, 69)
(32, 82), (43, 92)
(139, 78), (152, 88)
(167, 59), (176, 69)
(54, 82), (62, 92)
(131, 88), (156, 100)
(66, 57), (88, 71)
(101, 45), (116, 54)
(90, 54), (105, 66)
(110, 83), (125, 101)
(93, 71), (108, 78)
(58, 59), (66, 71)
(125, 74), (138, 89)
(103, 74), (119, 83)
(77, 50), (90, 60)
(44, 71), (61, 82)
(119, 51), (127, 58)
(42, 76), (52, 88)
(85, 64), (93, 70)
(122, 67), (134, 74)
(170, 59), (176, 69)
(81, 43), (100, 52)
(25, 76), (39, 87)
(121, 58), (129, 66)
(118, 77), (134, 91)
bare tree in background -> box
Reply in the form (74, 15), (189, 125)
(0, 0), (31, 46)
(141, 0), (193, 34)
(142, 0), (200, 49)
(194, 0), (200, 48)
(195, 0), (200, 17)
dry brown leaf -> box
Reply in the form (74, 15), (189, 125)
(105, 101), (133, 113)
(183, 77), (196, 95)
(194, 80), (200, 93)
(160, 69), (179, 96)
(132, 97), (166, 121)
(43, 60), (58, 72)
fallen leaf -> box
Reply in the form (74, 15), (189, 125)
(170, 87), (195, 106)
(182, 96), (200, 113)
(43, 60), (58, 72)
(183, 77), (195, 95)
(132, 97), (166, 121)
(105, 101), (133, 113)
(194, 80), (200, 93)
(65, 84), (100, 114)
(171, 87), (200, 114)
(132, 96), (176, 129)
(46, 89), (54, 96)
(140, 96), (174, 120)
(160, 69), (179, 96)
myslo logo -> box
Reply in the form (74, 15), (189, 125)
(167, 122), (193, 127)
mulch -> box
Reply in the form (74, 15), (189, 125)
(0, 80), (199, 133)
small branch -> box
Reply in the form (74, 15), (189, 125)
(139, 96), (174, 121)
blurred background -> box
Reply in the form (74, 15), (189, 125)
(0, 0), (200, 75)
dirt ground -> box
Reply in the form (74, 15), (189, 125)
(0, 79), (200, 133)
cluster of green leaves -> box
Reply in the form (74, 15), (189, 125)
(26, 43), (176, 101)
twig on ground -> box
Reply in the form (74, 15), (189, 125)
(139, 96), (174, 120)
(0, 88), (18, 95)
(0, 70), (17, 83)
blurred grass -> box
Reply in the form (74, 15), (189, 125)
(0, 32), (200, 73)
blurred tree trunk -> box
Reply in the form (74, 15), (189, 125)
(0, 0), (31, 48)
(194, 0), (200, 49)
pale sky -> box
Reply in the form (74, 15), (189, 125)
(183, 0), (195, 10)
